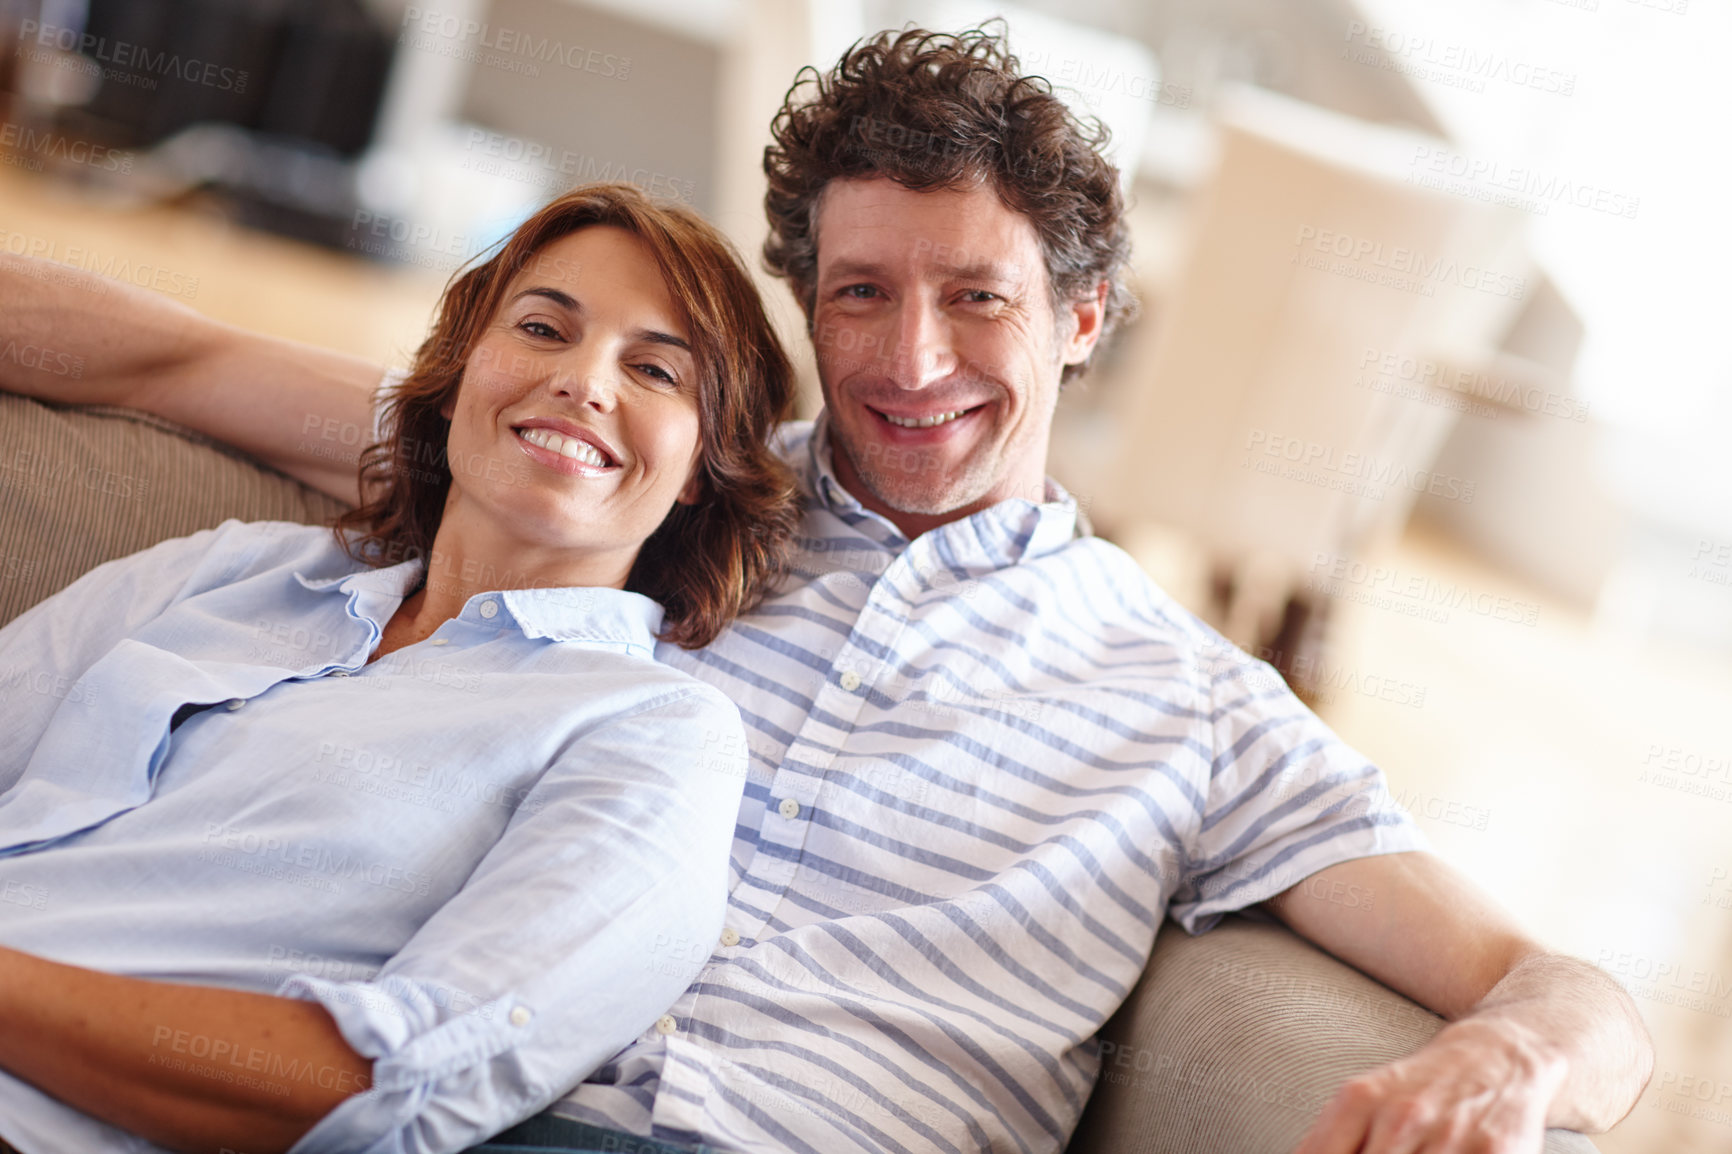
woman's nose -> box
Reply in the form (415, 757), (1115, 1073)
(549, 347), (620, 411)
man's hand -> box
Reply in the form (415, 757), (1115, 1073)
(1294, 1017), (1564, 1153)
(1267, 852), (1653, 1152)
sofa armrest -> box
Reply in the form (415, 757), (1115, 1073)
(1066, 914), (1600, 1153)
(0, 392), (350, 628)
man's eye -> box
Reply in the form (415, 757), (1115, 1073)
(842, 284), (879, 300)
(518, 320), (561, 339)
(964, 290), (1000, 303)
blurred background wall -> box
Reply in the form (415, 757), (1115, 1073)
(0, 0), (1728, 1147)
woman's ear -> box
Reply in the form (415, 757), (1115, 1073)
(676, 467), (705, 506)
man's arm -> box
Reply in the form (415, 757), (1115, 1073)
(0, 254), (381, 502)
(1267, 851), (1653, 1152)
(0, 945), (370, 1154)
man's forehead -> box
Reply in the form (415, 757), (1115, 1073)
(814, 178), (1041, 278)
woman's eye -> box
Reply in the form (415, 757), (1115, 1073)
(518, 320), (562, 339)
(633, 362), (678, 385)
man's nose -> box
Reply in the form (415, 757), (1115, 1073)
(888, 301), (957, 390)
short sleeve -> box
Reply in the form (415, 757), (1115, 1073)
(1167, 653), (1429, 934)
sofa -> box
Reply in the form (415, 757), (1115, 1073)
(0, 392), (1600, 1153)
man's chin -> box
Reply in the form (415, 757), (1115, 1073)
(853, 465), (991, 520)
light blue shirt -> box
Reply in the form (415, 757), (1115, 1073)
(545, 418), (1428, 1153)
(0, 519), (748, 1154)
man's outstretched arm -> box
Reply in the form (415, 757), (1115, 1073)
(0, 254), (381, 503)
(0, 945), (371, 1153)
(1267, 851), (1652, 1152)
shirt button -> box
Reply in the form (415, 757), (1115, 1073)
(778, 797), (801, 820)
(430, 638), (450, 646)
(654, 1015), (677, 1035)
(479, 599), (499, 619)
(330, 670), (350, 678)
(839, 670), (862, 691)
(225, 698), (245, 711)
(509, 1005), (532, 1027)
(719, 928), (740, 948)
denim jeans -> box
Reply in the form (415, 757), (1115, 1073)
(462, 1114), (720, 1154)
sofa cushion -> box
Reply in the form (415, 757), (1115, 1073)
(1067, 913), (1600, 1153)
(0, 393), (349, 628)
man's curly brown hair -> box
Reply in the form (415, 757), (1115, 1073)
(763, 23), (1136, 382)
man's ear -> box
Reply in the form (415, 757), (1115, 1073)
(1060, 281), (1110, 369)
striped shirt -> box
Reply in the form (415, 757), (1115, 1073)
(549, 416), (1426, 1154)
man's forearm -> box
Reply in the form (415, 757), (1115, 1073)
(0, 945), (371, 1154)
(1454, 951), (1653, 1132)
(0, 253), (382, 502)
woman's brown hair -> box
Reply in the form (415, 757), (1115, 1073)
(335, 183), (800, 649)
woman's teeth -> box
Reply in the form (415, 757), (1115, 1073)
(884, 409), (967, 429)
(518, 426), (610, 467)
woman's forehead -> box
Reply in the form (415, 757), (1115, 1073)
(511, 227), (687, 335)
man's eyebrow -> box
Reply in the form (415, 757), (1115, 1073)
(511, 288), (690, 351)
(822, 257), (1021, 284)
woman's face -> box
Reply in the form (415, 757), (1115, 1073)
(440, 226), (702, 585)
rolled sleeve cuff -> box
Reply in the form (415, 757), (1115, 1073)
(279, 974), (544, 1154)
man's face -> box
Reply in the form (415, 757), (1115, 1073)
(809, 178), (1104, 533)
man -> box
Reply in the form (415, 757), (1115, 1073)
(0, 26), (1650, 1154)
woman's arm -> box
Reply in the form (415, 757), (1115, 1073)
(0, 254), (381, 503)
(0, 946), (370, 1154)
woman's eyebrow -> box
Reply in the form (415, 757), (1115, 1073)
(512, 287), (690, 352)
(513, 286), (580, 310)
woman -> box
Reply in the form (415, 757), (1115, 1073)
(0, 185), (797, 1154)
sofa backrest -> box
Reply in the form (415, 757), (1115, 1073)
(0, 393), (350, 629)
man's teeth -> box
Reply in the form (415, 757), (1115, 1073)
(883, 409), (967, 429)
(518, 427), (610, 467)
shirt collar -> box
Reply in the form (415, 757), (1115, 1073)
(295, 555), (664, 655)
(798, 412), (1085, 566)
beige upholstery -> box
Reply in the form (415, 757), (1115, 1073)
(1071, 915), (1600, 1153)
(0, 393), (349, 629)
(0, 394), (1599, 1151)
